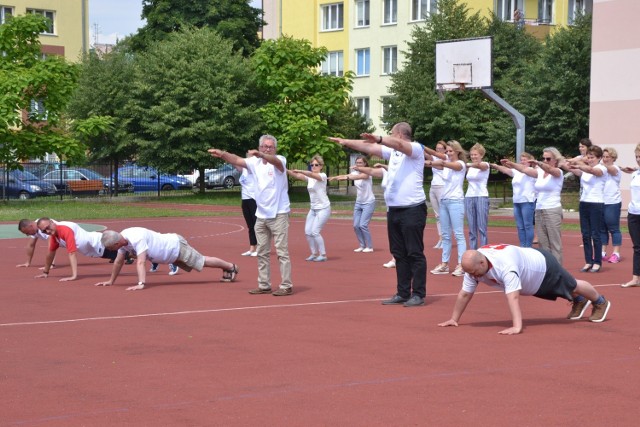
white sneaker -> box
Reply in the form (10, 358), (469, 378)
(250, 251), (257, 257)
(168, 264), (179, 276)
(383, 260), (396, 268)
(241, 250), (253, 256)
(353, 247), (364, 252)
(451, 264), (465, 277)
(362, 248), (374, 253)
(430, 263), (449, 274)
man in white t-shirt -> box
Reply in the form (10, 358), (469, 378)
(329, 122), (427, 307)
(208, 134), (293, 296)
(16, 218), (53, 269)
(96, 228), (238, 291)
(438, 244), (612, 335)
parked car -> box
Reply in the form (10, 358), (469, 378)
(0, 168), (58, 199)
(196, 164), (241, 189)
(117, 165), (192, 191)
(42, 168), (134, 195)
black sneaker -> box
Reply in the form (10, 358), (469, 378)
(403, 295), (425, 307)
(381, 294), (408, 305)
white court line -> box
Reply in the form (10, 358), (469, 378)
(0, 284), (618, 328)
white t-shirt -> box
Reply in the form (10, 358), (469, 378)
(534, 169), (563, 210)
(245, 156), (291, 219)
(55, 220), (103, 256)
(119, 227), (180, 264)
(239, 168), (256, 200)
(628, 170), (640, 214)
(461, 245), (546, 295)
(381, 142), (426, 207)
(352, 171), (375, 204)
(430, 155), (446, 187)
(511, 169), (537, 203)
(307, 172), (330, 209)
(579, 163), (607, 203)
(441, 160), (467, 200)
(465, 163), (490, 197)
(603, 165), (621, 205)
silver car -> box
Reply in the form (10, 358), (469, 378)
(197, 164), (241, 189)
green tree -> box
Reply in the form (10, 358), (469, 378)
(252, 36), (355, 164)
(130, 0), (263, 55)
(129, 27), (263, 191)
(521, 14), (592, 155)
(68, 47), (138, 171)
(0, 14), (83, 168)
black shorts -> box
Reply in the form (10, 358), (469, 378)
(533, 249), (577, 301)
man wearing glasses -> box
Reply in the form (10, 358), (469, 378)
(329, 122), (428, 307)
(34, 217), (121, 282)
(208, 135), (293, 296)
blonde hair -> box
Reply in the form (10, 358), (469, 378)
(521, 152), (534, 161)
(470, 143), (486, 157)
(542, 147), (564, 163)
(603, 147), (617, 160)
(310, 154), (324, 166)
(447, 140), (468, 162)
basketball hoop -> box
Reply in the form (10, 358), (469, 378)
(437, 82), (467, 102)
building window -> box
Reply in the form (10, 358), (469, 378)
(355, 0), (370, 27)
(321, 51), (344, 76)
(27, 9), (55, 34)
(495, 0), (524, 22)
(538, 0), (554, 24)
(411, 0), (437, 21)
(382, 46), (397, 75)
(1, 6), (13, 24)
(355, 97), (370, 120)
(355, 48), (370, 76)
(322, 3), (344, 31)
(383, 0), (397, 25)
(29, 99), (48, 121)
(568, 0), (592, 24)
(379, 96), (390, 126)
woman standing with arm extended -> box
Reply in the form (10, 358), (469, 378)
(424, 140), (448, 248)
(288, 155), (331, 262)
(491, 152), (537, 247)
(464, 143), (490, 249)
(238, 160), (258, 257)
(567, 145), (607, 272)
(330, 155), (376, 253)
(621, 144), (640, 287)
(600, 147), (622, 264)
(426, 140), (468, 277)
(533, 147), (565, 264)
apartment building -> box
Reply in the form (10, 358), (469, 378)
(262, 1), (594, 132)
(0, 0), (89, 62)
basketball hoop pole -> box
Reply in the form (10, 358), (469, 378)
(481, 88), (525, 160)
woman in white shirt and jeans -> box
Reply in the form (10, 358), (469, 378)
(464, 143), (491, 250)
(288, 155), (331, 262)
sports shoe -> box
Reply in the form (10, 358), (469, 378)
(272, 287), (292, 296)
(381, 294), (408, 305)
(168, 264), (179, 276)
(250, 251), (257, 257)
(241, 250), (253, 256)
(589, 298), (611, 322)
(149, 264), (159, 273)
(362, 248), (374, 253)
(353, 247), (364, 252)
(248, 287), (272, 294)
(608, 253), (621, 263)
(305, 255), (317, 261)
(430, 263), (449, 275)
(314, 255), (328, 262)
(451, 264), (465, 277)
(567, 299), (591, 320)
(383, 260), (396, 268)
(403, 295), (425, 307)
(601, 253), (610, 262)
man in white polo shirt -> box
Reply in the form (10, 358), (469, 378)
(438, 244), (611, 335)
(96, 227), (238, 291)
(208, 134), (293, 296)
(16, 218), (53, 269)
(330, 122), (427, 307)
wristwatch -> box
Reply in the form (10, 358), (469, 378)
(138, 281), (145, 286)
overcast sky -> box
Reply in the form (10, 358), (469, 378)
(89, 0), (263, 45)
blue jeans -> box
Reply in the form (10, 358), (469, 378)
(440, 198), (466, 264)
(579, 201), (604, 265)
(353, 201), (376, 248)
(601, 202), (622, 247)
(465, 196), (489, 249)
(514, 202), (535, 247)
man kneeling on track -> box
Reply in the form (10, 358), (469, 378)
(96, 228), (239, 291)
(438, 244), (611, 335)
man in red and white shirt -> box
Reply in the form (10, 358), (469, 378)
(439, 244), (611, 335)
(34, 217), (119, 282)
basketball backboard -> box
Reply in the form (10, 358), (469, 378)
(435, 36), (493, 91)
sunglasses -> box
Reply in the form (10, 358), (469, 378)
(542, 157), (554, 161)
(310, 163), (321, 167)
